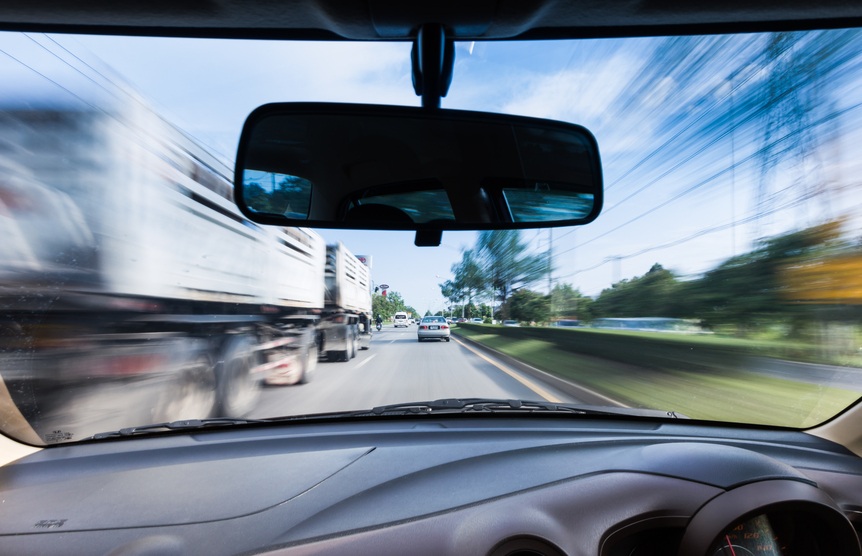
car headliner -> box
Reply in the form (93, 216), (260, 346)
(0, 0), (860, 41)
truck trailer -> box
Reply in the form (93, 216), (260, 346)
(0, 105), (372, 444)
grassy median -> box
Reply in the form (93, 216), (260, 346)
(454, 326), (860, 428)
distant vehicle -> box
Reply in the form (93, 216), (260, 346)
(394, 311), (409, 328)
(418, 316), (451, 342)
(552, 319), (580, 327)
(502, 321), (520, 327)
(471, 318), (483, 323)
(457, 318), (467, 323)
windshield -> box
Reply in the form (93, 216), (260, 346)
(2, 29), (862, 445)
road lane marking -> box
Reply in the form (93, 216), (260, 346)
(451, 337), (562, 403)
(354, 354), (377, 369)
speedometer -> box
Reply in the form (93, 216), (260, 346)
(709, 514), (785, 556)
(677, 480), (859, 556)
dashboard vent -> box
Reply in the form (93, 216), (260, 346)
(489, 537), (565, 556)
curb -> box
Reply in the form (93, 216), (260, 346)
(452, 332), (629, 408)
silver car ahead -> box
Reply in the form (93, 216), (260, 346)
(417, 316), (451, 342)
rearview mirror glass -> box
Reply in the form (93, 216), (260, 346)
(234, 103), (603, 230)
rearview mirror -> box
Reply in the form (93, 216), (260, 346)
(234, 103), (602, 230)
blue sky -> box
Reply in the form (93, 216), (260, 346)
(2, 31), (860, 313)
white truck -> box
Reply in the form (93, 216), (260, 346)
(0, 104), (372, 441)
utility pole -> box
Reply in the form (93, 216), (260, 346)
(548, 228), (553, 321)
(729, 76), (736, 257)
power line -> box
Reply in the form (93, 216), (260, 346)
(552, 58), (762, 245)
(45, 34), (233, 163)
(23, 34), (124, 105)
(604, 62), (760, 193)
(552, 102), (862, 260)
(0, 47), (105, 114)
(553, 185), (821, 282)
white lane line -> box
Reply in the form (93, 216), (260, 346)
(451, 337), (562, 403)
(354, 354), (377, 369)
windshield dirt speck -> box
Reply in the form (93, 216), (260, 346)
(2, 30), (862, 445)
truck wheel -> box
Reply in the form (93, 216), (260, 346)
(155, 351), (217, 422)
(298, 335), (317, 384)
(349, 333), (358, 359)
(217, 335), (260, 418)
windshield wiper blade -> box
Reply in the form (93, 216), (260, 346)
(344, 398), (687, 419)
(83, 399), (686, 441)
(87, 417), (268, 440)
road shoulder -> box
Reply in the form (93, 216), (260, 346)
(452, 333), (628, 408)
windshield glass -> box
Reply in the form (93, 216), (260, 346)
(2, 29), (862, 445)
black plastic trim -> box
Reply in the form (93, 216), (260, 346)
(233, 102), (603, 232)
(2, 18), (862, 41)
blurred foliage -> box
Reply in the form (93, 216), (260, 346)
(590, 264), (681, 320)
(371, 290), (412, 320)
(574, 220), (862, 343)
(550, 283), (593, 321)
(611, 30), (862, 219)
(476, 231), (549, 317)
(244, 175), (312, 217)
(440, 230), (549, 320)
(505, 289), (550, 323)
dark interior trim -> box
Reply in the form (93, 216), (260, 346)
(3, 16), (862, 41)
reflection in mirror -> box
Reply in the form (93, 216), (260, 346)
(346, 185), (455, 223)
(502, 183), (594, 222)
(243, 170), (313, 219)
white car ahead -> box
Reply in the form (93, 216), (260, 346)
(417, 316), (451, 342)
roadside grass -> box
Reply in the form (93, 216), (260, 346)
(461, 323), (862, 369)
(454, 328), (859, 428)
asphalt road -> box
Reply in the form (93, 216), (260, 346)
(250, 324), (579, 419)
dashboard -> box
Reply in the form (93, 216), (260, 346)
(0, 416), (860, 556)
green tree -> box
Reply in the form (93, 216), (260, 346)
(476, 230), (548, 318)
(506, 289), (551, 323)
(551, 283), (593, 321)
(372, 290), (410, 320)
(453, 249), (485, 308)
(590, 264), (683, 319)
(439, 280), (464, 316)
(682, 220), (843, 331)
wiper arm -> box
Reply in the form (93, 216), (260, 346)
(83, 399), (686, 441)
(345, 398), (687, 419)
(86, 417), (268, 440)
